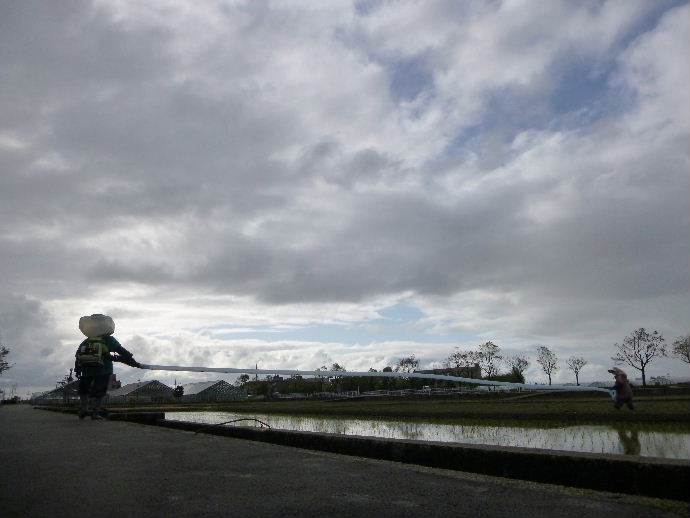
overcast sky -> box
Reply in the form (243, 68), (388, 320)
(1, 0), (688, 396)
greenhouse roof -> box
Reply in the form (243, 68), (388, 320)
(181, 380), (229, 395)
(109, 380), (169, 397)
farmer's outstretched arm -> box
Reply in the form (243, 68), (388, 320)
(108, 337), (140, 367)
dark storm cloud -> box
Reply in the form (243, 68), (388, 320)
(0, 294), (67, 387)
(0, 1), (174, 135)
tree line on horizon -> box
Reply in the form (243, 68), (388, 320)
(1, 326), (689, 391)
(238, 327), (689, 393)
(445, 328), (689, 387)
(433, 328), (689, 387)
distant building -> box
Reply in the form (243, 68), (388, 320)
(31, 381), (80, 405)
(418, 365), (482, 379)
(637, 375), (690, 386)
(30, 391), (47, 401)
(107, 380), (173, 405)
(108, 374), (121, 390)
(587, 381), (612, 388)
(478, 385), (512, 392)
(180, 380), (247, 403)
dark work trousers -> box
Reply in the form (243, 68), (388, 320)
(614, 397), (635, 410)
(78, 374), (110, 398)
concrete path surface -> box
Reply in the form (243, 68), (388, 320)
(0, 406), (685, 518)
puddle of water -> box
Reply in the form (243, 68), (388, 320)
(166, 411), (690, 460)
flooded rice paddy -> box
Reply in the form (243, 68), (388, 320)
(166, 411), (690, 460)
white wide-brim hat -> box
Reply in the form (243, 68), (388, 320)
(607, 367), (627, 376)
(79, 314), (115, 338)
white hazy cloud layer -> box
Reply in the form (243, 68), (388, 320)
(1, 1), (688, 394)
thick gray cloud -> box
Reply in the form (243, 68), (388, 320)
(0, 294), (67, 391)
(1, 1), (688, 391)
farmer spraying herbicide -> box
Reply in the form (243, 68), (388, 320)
(74, 314), (140, 420)
(608, 367), (635, 410)
(71, 317), (613, 413)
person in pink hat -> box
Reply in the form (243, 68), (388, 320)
(608, 367), (634, 410)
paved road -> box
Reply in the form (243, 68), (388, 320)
(0, 405), (684, 517)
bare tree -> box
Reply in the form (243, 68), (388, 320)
(506, 355), (530, 377)
(314, 365), (329, 391)
(395, 355), (419, 373)
(328, 363), (347, 392)
(536, 346), (558, 385)
(612, 328), (666, 387)
(0, 345), (11, 376)
(445, 349), (465, 370)
(55, 369), (75, 405)
(477, 341), (502, 378)
(671, 335), (690, 364)
(445, 348), (479, 377)
(55, 369), (75, 388)
(329, 363), (346, 386)
(565, 356), (588, 386)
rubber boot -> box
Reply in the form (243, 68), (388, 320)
(79, 395), (89, 420)
(96, 398), (109, 419)
(90, 397), (105, 420)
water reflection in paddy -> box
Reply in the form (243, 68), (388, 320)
(166, 411), (690, 460)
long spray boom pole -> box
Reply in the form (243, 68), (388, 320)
(138, 364), (610, 393)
